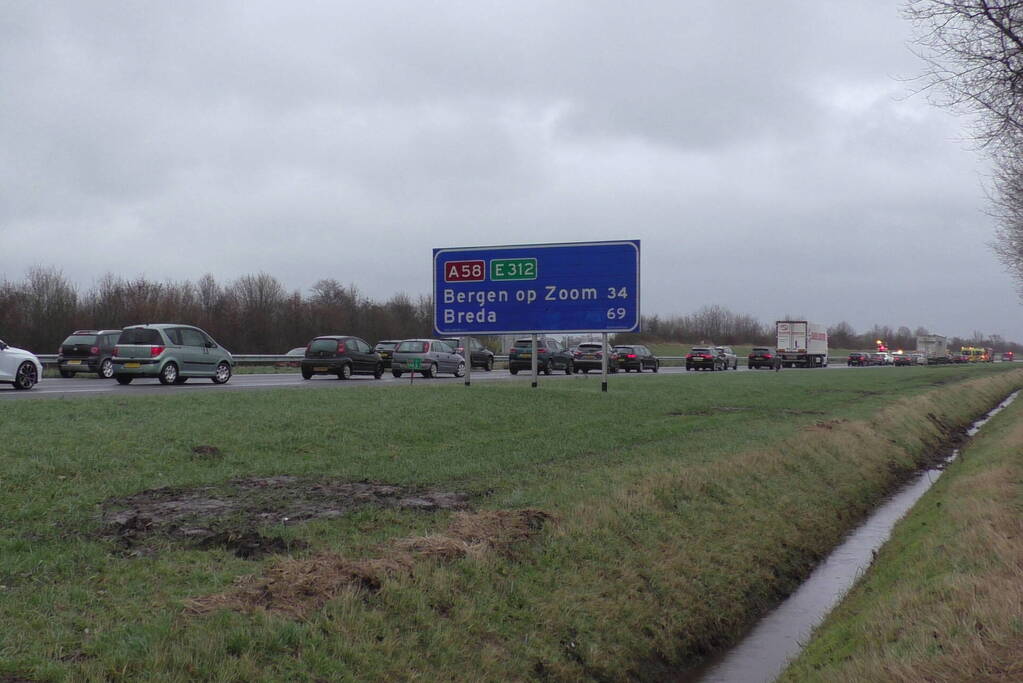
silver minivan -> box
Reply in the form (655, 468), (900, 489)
(112, 324), (235, 385)
(391, 339), (465, 378)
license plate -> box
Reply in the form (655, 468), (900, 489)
(520, 353), (531, 359)
(125, 362), (140, 368)
(584, 354), (596, 359)
(68, 360), (81, 365)
(314, 366), (328, 372)
(380, 353), (390, 358)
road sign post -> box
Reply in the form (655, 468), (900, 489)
(434, 240), (640, 391)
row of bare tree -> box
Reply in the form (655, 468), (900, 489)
(2, 268), (1018, 354)
(0, 267), (433, 354)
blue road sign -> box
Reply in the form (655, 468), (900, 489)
(434, 240), (640, 335)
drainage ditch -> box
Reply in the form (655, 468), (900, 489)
(682, 391), (1020, 683)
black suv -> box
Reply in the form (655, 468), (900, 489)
(441, 337), (496, 371)
(301, 336), (384, 380)
(685, 347), (724, 371)
(508, 337), (574, 375)
(57, 329), (121, 378)
(748, 347), (776, 369)
(612, 345), (659, 372)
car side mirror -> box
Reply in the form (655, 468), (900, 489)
(0, 342), (6, 351)
(205, 341), (215, 348)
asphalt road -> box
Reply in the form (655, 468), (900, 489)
(1, 364), (856, 400)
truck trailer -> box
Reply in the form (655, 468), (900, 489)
(915, 335), (948, 363)
(776, 321), (828, 368)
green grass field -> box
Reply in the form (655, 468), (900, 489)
(2, 364), (1020, 680)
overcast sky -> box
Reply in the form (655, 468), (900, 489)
(2, 1), (1018, 341)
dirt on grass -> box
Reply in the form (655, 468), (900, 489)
(187, 508), (552, 618)
(100, 477), (471, 558)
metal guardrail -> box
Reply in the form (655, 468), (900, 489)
(37, 354), (851, 367)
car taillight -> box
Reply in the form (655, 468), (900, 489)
(625, 354), (635, 359)
(113, 346), (119, 357)
(686, 354), (693, 359)
(150, 345), (165, 357)
(337, 342), (346, 353)
(573, 351), (581, 357)
(538, 348), (547, 353)
(702, 354), (712, 359)
(90, 346), (99, 354)
(422, 342), (430, 352)
(764, 354), (772, 359)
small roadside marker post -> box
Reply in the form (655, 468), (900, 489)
(464, 336), (471, 387)
(408, 357), (422, 384)
(531, 333), (538, 389)
(601, 332), (608, 393)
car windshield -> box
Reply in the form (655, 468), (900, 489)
(63, 335), (98, 345)
(691, 348), (711, 354)
(752, 348), (769, 352)
(513, 340), (533, 348)
(578, 344), (601, 351)
(613, 347), (633, 353)
(398, 340), (429, 353)
(375, 342), (398, 350)
(286, 347), (305, 355)
(118, 328), (163, 345)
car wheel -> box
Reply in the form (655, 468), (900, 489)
(485, 357), (494, 372)
(99, 358), (115, 379)
(422, 362), (436, 378)
(59, 369), (74, 378)
(115, 375), (133, 385)
(338, 363), (352, 380)
(302, 368), (313, 379)
(373, 362), (384, 379)
(542, 361), (552, 376)
(455, 361), (466, 378)
(158, 362), (179, 385)
(565, 360), (573, 375)
(212, 361), (232, 384)
(510, 368), (518, 375)
(392, 369), (403, 378)
(13, 361), (38, 390)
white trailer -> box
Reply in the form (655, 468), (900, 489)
(915, 335), (948, 360)
(776, 321), (829, 368)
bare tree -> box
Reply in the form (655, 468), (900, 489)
(905, 0), (1023, 148)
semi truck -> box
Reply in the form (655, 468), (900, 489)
(776, 321), (828, 368)
(915, 335), (948, 363)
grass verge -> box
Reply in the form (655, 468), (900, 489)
(779, 388), (1023, 682)
(1, 365), (1020, 680)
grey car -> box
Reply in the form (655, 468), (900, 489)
(111, 324), (235, 385)
(391, 339), (465, 378)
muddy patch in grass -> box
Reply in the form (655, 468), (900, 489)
(187, 509), (552, 618)
(100, 477), (470, 556)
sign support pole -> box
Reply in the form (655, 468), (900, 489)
(463, 336), (471, 387)
(601, 332), (608, 393)
(531, 333), (538, 389)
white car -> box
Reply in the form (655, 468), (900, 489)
(0, 339), (43, 390)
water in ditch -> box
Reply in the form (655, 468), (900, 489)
(683, 391), (1019, 683)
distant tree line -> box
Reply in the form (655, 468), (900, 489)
(0, 267), (433, 353)
(2, 268), (1020, 355)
